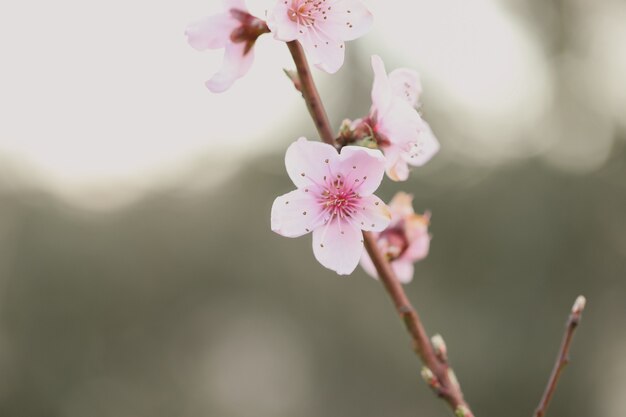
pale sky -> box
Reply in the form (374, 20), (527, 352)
(0, 0), (623, 207)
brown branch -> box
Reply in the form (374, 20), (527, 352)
(363, 232), (474, 417)
(534, 296), (587, 417)
(284, 40), (475, 417)
(286, 41), (335, 146)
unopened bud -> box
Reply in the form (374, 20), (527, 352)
(455, 405), (473, 417)
(572, 295), (586, 314)
(420, 366), (440, 390)
(431, 334), (448, 361)
(447, 368), (460, 389)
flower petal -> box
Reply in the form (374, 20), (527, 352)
(392, 261), (415, 284)
(205, 41), (254, 92)
(349, 195), (391, 232)
(405, 122), (440, 167)
(359, 249), (378, 279)
(266, 0), (299, 41)
(389, 68), (422, 107)
(271, 189), (324, 238)
(388, 192), (415, 219)
(333, 145), (386, 196)
(382, 145), (410, 182)
(401, 223), (431, 261)
(370, 55), (393, 114)
(312, 219), (363, 275)
(300, 31), (345, 74)
(185, 13), (238, 50)
(319, 0), (373, 41)
(285, 137), (339, 188)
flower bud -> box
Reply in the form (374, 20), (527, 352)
(431, 333), (448, 362)
(572, 295), (586, 315)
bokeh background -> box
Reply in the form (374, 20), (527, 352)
(0, 0), (625, 416)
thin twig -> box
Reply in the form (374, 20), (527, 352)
(286, 41), (335, 146)
(534, 295), (587, 417)
(284, 40), (475, 417)
(363, 232), (474, 417)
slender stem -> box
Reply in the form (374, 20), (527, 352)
(363, 232), (474, 416)
(286, 41), (335, 146)
(284, 40), (474, 417)
(534, 296), (586, 417)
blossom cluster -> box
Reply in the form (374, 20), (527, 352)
(187, 0), (439, 279)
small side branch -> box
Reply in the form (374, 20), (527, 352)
(285, 41), (336, 146)
(534, 295), (587, 417)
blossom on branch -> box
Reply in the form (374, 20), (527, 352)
(271, 138), (391, 275)
(267, 0), (373, 73)
(360, 192), (431, 283)
(346, 56), (440, 181)
(185, 0), (268, 92)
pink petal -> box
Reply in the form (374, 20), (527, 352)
(312, 219), (363, 275)
(392, 260), (415, 284)
(266, 1), (299, 41)
(405, 122), (440, 167)
(359, 249), (378, 279)
(271, 189), (324, 238)
(205, 41), (254, 93)
(319, 0), (373, 41)
(370, 55), (393, 114)
(185, 13), (238, 50)
(389, 68), (422, 108)
(388, 192), (415, 219)
(300, 31), (345, 74)
(285, 137), (338, 189)
(401, 227), (431, 262)
(333, 145), (386, 196)
(382, 145), (410, 182)
(349, 195), (391, 232)
(376, 98), (424, 146)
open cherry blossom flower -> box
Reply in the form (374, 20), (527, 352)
(267, 0), (373, 73)
(271, 137), (391, 275)
(360, 192), (431, 283)
(185, 0), (268, 92)
(359, 55), (440, 181)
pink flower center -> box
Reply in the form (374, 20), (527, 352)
(378, 228), (409, 261)
(319, 178), (359, 220)
(287, 0), (330, 27)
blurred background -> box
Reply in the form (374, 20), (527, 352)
(0, 0), (625, 416)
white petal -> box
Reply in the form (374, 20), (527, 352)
(271, 189), (324, 238)
(205, 41), (254, 92)
(318, 0), (373, 41)
(389, 68), (422, 107)
(333, 145), (386, 196)
(300, 31), (345, 74)
(405, 122), (440, 167)
(186, 13), (238, 50)
(392, 261), (415, 284)
(266, 0), (299, 41)
(370, 55), (393, 114)
(382, 145), (410, 182)
(359, 249), (379, 279)
(285, 137), (338, 188)
(349, 195), (391, 232)
(312, 219), (363, 275)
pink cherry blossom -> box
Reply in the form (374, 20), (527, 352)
(366, 55), (440, 181)
(267, 0), (373, 73)
(360, 192), (431, 283)
(271, 137), (391, 275)
(185, 0), (266, 92)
